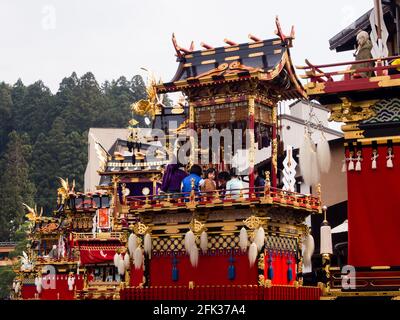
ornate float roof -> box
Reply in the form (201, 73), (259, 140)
(156, 18), (306, 101)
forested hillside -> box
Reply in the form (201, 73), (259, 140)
(0, 72), (148, 241)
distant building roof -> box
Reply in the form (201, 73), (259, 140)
(329, 4), (393, 52)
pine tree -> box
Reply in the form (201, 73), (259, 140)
(0, 82), (13, 153)
(0, 131), (35, 241)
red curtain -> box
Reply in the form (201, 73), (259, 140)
(149, 252), (258, 287)
(121, 286), (322, 301)
(263, 252), (296, 286)
(22, 275), (84, 300)
(79, 249), (117, 265)
(347, 145), (400, 267)
(130, 266), (144, 287)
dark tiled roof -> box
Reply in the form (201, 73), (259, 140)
(157, 38), (305, 100)
(171, 38), (286, 82)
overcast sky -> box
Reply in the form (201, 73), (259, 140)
(0, 0), (373, 93)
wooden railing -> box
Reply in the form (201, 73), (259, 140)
(298, 55), (400, 83)
(72, 232), (125, 241)
(126, 187), (321, 214)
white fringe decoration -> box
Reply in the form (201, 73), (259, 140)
(239, 228), (249, 252)
(300, 133), (313, 185)
(124, 253), (131, 269)
(248, 243), (258, 267)
(128, 234), (138, 257)
(184, 230), (196, 254)
(189, 244), (199, 268)
(310, 149), (320, 186)
(200, 231), (208, 254)
(254, 227), (265, 252)
(113, 253), (120, 267)
(117, 257), (126, 275)
(134, 247), (143, 270)
(317, 135), (331, 173)
(300, 133), (319, 186)
(144, 234), (152, 257)
(303, 234), (315, 270)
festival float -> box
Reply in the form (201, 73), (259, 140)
(12, 1), (400, 300)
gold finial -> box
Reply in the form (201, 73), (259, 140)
(244, 216), (263, 230)
(189, 219), (206, 234)
(133, 222), (149, 235)
(322, 206), (328, 223)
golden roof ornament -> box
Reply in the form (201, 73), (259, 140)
(133, 222), (150, 235)
(189, 219), (206, 234)
(244, 216), (263, 230)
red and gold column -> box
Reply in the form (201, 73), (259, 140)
(189, 101), (196, 166)
(271, 105), (278, 188)
(248, 96), (256, 194)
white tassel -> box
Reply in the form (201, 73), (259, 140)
(128, 234), (138, 257)
(35, 277), (42, 294)
(239, 228), (249, 252)
(303, 234), (315, 270)
(184, 230), (195, 253)
(117, 257), (126, 275)
(144, 234), (152, 257)
(113, 253), (120, 267)
(189, 244), (199, 268)
(200, 231), (208, 254)
(67, 276), (75, 291)
(348, 157), (355, 171)
(124, 253), (130, 269)
(372, 153), (378, 170)
(248, 243), (258, 267)
(134, 247), (143, 270)
(254, 227), (265, 252)
(342, 159), (347, 173)
(317, 135), (331, 173)
(372, 160), (377, 170)
(387, 150), (394, 168)
(355, 159), (362, 171)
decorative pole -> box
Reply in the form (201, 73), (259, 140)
(248, 96), (256, 195)
(189, 101), (196, 166)
(320, 206), (333, 291)
(271, 104), (278, 188)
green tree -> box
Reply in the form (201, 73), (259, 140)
(0, 82), (13, 153)
(0, 131), (35, 241)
